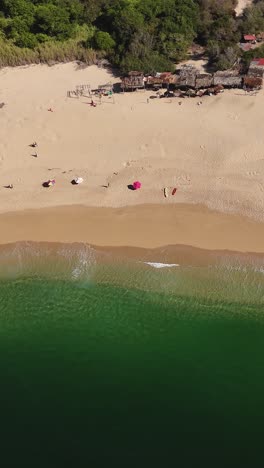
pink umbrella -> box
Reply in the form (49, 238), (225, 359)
(133, 181), (141, 190)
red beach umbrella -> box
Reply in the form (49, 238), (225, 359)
(133, 181), (141, 190)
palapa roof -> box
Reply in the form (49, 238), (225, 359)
(213, 70), (242, 86)
(146, 72), (177, 85)
(244, 34), (256, 41)
(121, 71), (145, 88)
(248, 59), (264, 77)
(195, 73), (213, 89)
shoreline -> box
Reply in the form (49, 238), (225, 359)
(0, 203), (264, 254)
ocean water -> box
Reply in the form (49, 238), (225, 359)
(0, 243), (264, 467)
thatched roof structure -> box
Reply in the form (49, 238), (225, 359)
(195, 73), (213, 89)
(121, 71), (145, 90)
(146, 72), (177, 88)
(213, 70), (242, 88)
(243, 75), (263, 89)
(248, 59), (264, 77)
(176, 65), (197, 88)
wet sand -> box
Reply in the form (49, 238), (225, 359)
(0, 203), (263, 253)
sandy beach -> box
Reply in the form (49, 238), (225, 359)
(0, 62), (263, 252)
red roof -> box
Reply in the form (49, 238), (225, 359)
(252, 58), (264, 66)
(244, 34), (256, 41)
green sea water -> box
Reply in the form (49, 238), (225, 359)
(0, 243), (264, 467)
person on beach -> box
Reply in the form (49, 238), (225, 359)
(31, 141), (37, 148)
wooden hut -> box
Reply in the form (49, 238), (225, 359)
(146, 72), (177, 89)
(248, 58), (264, 77)
(121, 71), (145, 91)
(176, 65), (197, 88)
(213, 70), (242, 88)
(195, 73), (213, 89)
(243, 75), (263, 90)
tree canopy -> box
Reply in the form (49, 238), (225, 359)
(0, 0), (264, 71)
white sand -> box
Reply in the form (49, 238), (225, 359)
(0, 62), (263, 222)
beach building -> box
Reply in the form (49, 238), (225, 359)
(213, 70), (242, 88)
(248, 58), (264, 77)
(146, 72), (176, 88)
(243, 75), (263, 89)
(121, 71), (145, 91)
(195, 73), (213, 89)
(176, 65), (197, 88)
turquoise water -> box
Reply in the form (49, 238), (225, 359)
(0, 243), (264, 467)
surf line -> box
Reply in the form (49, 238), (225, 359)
(142, 262), (180, 269)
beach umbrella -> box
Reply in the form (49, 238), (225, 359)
(133, 181), (141, 190)
(74, 177), (84, 185)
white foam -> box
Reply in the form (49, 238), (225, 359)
(143, 262), (179, 269)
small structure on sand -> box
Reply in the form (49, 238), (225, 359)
(243, 75), (263, 90)
(248, 58), (264, 77)
(213, 70), (242, 88)
(146, 72), (176, 89)
(195, 73), (213, 89)
(121, 71), (145, 91)
(176, 65), (197, 88)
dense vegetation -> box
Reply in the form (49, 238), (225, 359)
(0, 0), (264, 71)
